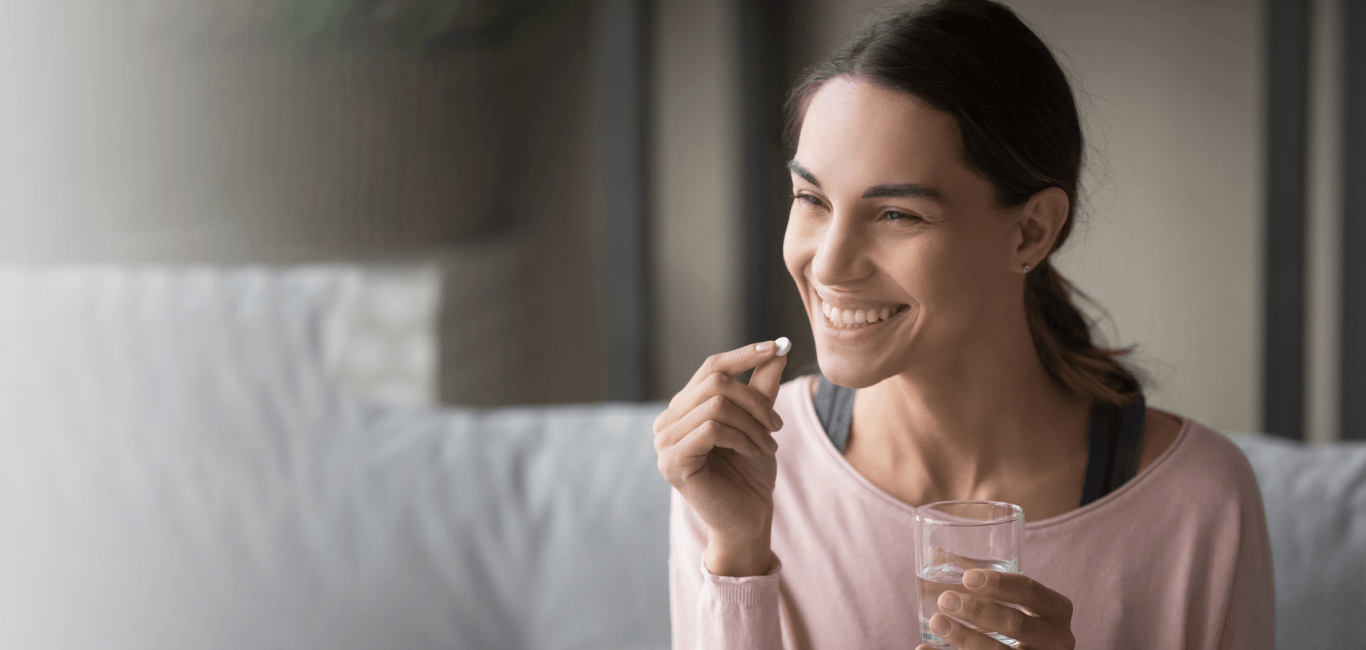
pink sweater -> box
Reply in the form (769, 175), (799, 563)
(669, 377), (1275, 649)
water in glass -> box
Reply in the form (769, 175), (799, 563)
(917, 558), (1021, 649)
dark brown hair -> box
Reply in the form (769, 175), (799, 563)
(787, 0), (1141, 406)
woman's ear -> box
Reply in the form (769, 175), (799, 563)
(1011, 187), (1070, 272)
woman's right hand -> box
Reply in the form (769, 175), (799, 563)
(654, 341), (789, 576)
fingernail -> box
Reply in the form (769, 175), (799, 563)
(963, 569), (986, 588)
(774, 337), (791, 356)
(770, 412), (784, 430)
(930, 615), (952, 636)
(755, 341), (774, 352)
(937, 591), (961, 612)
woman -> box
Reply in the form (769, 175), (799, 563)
(653, 1), (1275, 648)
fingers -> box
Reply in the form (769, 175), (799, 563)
(941, 571), (1077, 650)
(652, 338), (793, 476)
(923, 614), (1012, 650)
(656, 393), (780, 457)
(683, 340), (788, 390)
(680, 419), (767, 459)
(658, 420), (767, 483)
(747, 338), (790, 403)
(936, 590), (1040, 646)
(660, 370), (783, 436)
(962, 570), (1073, 623)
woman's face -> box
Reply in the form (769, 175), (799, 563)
(784, 76), (1034, 388)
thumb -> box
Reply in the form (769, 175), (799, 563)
(748, 336), (791, 404)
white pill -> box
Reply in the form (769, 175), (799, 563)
(775, 336), (792, 357)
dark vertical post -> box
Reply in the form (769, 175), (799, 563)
(597, 0), (654, 401)
(737, 0), (770, 345)
(737, 0), (791, 346)
(1341, 0), (1366, 440)
(1261, 0), (1311, 440)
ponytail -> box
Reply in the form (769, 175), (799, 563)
(1025, 262), (1141, 406)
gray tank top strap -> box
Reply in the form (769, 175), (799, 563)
(813, 375), (856, 453)
(1078, 394), (1147, 506)
(811, 375), (1146, 507)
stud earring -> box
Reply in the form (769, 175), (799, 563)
(1023, 263), (1032, 273)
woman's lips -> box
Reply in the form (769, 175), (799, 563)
(814, 295), (910, 330)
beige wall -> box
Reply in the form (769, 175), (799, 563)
(652, 0), (744, 397)
(778, 0), (1265, 433)
(1024, 0), (1264, 434)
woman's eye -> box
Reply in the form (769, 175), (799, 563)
(792, 193), (825, 208)
(885, 210), (922, 222)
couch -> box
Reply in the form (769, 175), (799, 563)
(0, 265), (1361, 649)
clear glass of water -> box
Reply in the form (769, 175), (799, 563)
(914, 500), (1025, 649)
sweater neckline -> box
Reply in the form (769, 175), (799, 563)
(790, 375), (1194, 531)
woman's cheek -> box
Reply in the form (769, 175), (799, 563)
(782, 211), (816, 281)
(911, 246), (988, 324)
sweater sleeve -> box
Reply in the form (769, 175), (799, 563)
(1216, 451), (1277, 650)
(668, 488), (784, 650)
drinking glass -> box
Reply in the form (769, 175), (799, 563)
(914, 500), (1025, 649)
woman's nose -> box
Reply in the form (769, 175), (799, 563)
(810, 214), (873, 287)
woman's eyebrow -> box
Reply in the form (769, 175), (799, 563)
(787, 160), (821, 188)
(862, 183), (944, 202)
(788, 160), (943, 203)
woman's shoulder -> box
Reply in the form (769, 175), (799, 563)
(1140, 410), (1263, 505)
(1032, 411), (1265, 533)
(1137, 407), (1183, 473)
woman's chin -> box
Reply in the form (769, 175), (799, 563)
(814, 354), (888, 390)
(809, 306), (916, 388)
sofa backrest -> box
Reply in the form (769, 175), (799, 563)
(1233, 435), (1366, 650)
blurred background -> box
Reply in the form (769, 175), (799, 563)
(2, 2), (1364, 649)
(0, 0), (1359, 434)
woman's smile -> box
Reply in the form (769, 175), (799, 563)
(811, 288), (914, 340)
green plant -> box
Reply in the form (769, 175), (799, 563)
(273, 0), (467, 51)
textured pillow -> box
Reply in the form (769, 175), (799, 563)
(333, 264), (441, 406)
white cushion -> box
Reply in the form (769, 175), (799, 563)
(1232, 435), (1366, 650)
(0, 264), (671, 650)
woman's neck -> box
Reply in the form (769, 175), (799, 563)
(848, 323), (1091, 505)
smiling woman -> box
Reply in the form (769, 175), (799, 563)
(655, 1), (1275, 649)
(785, 86), (1127, 402)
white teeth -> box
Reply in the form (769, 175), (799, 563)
(817, 296), (902, 327)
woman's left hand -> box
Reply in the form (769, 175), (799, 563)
(916, 569), (1075, 650)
